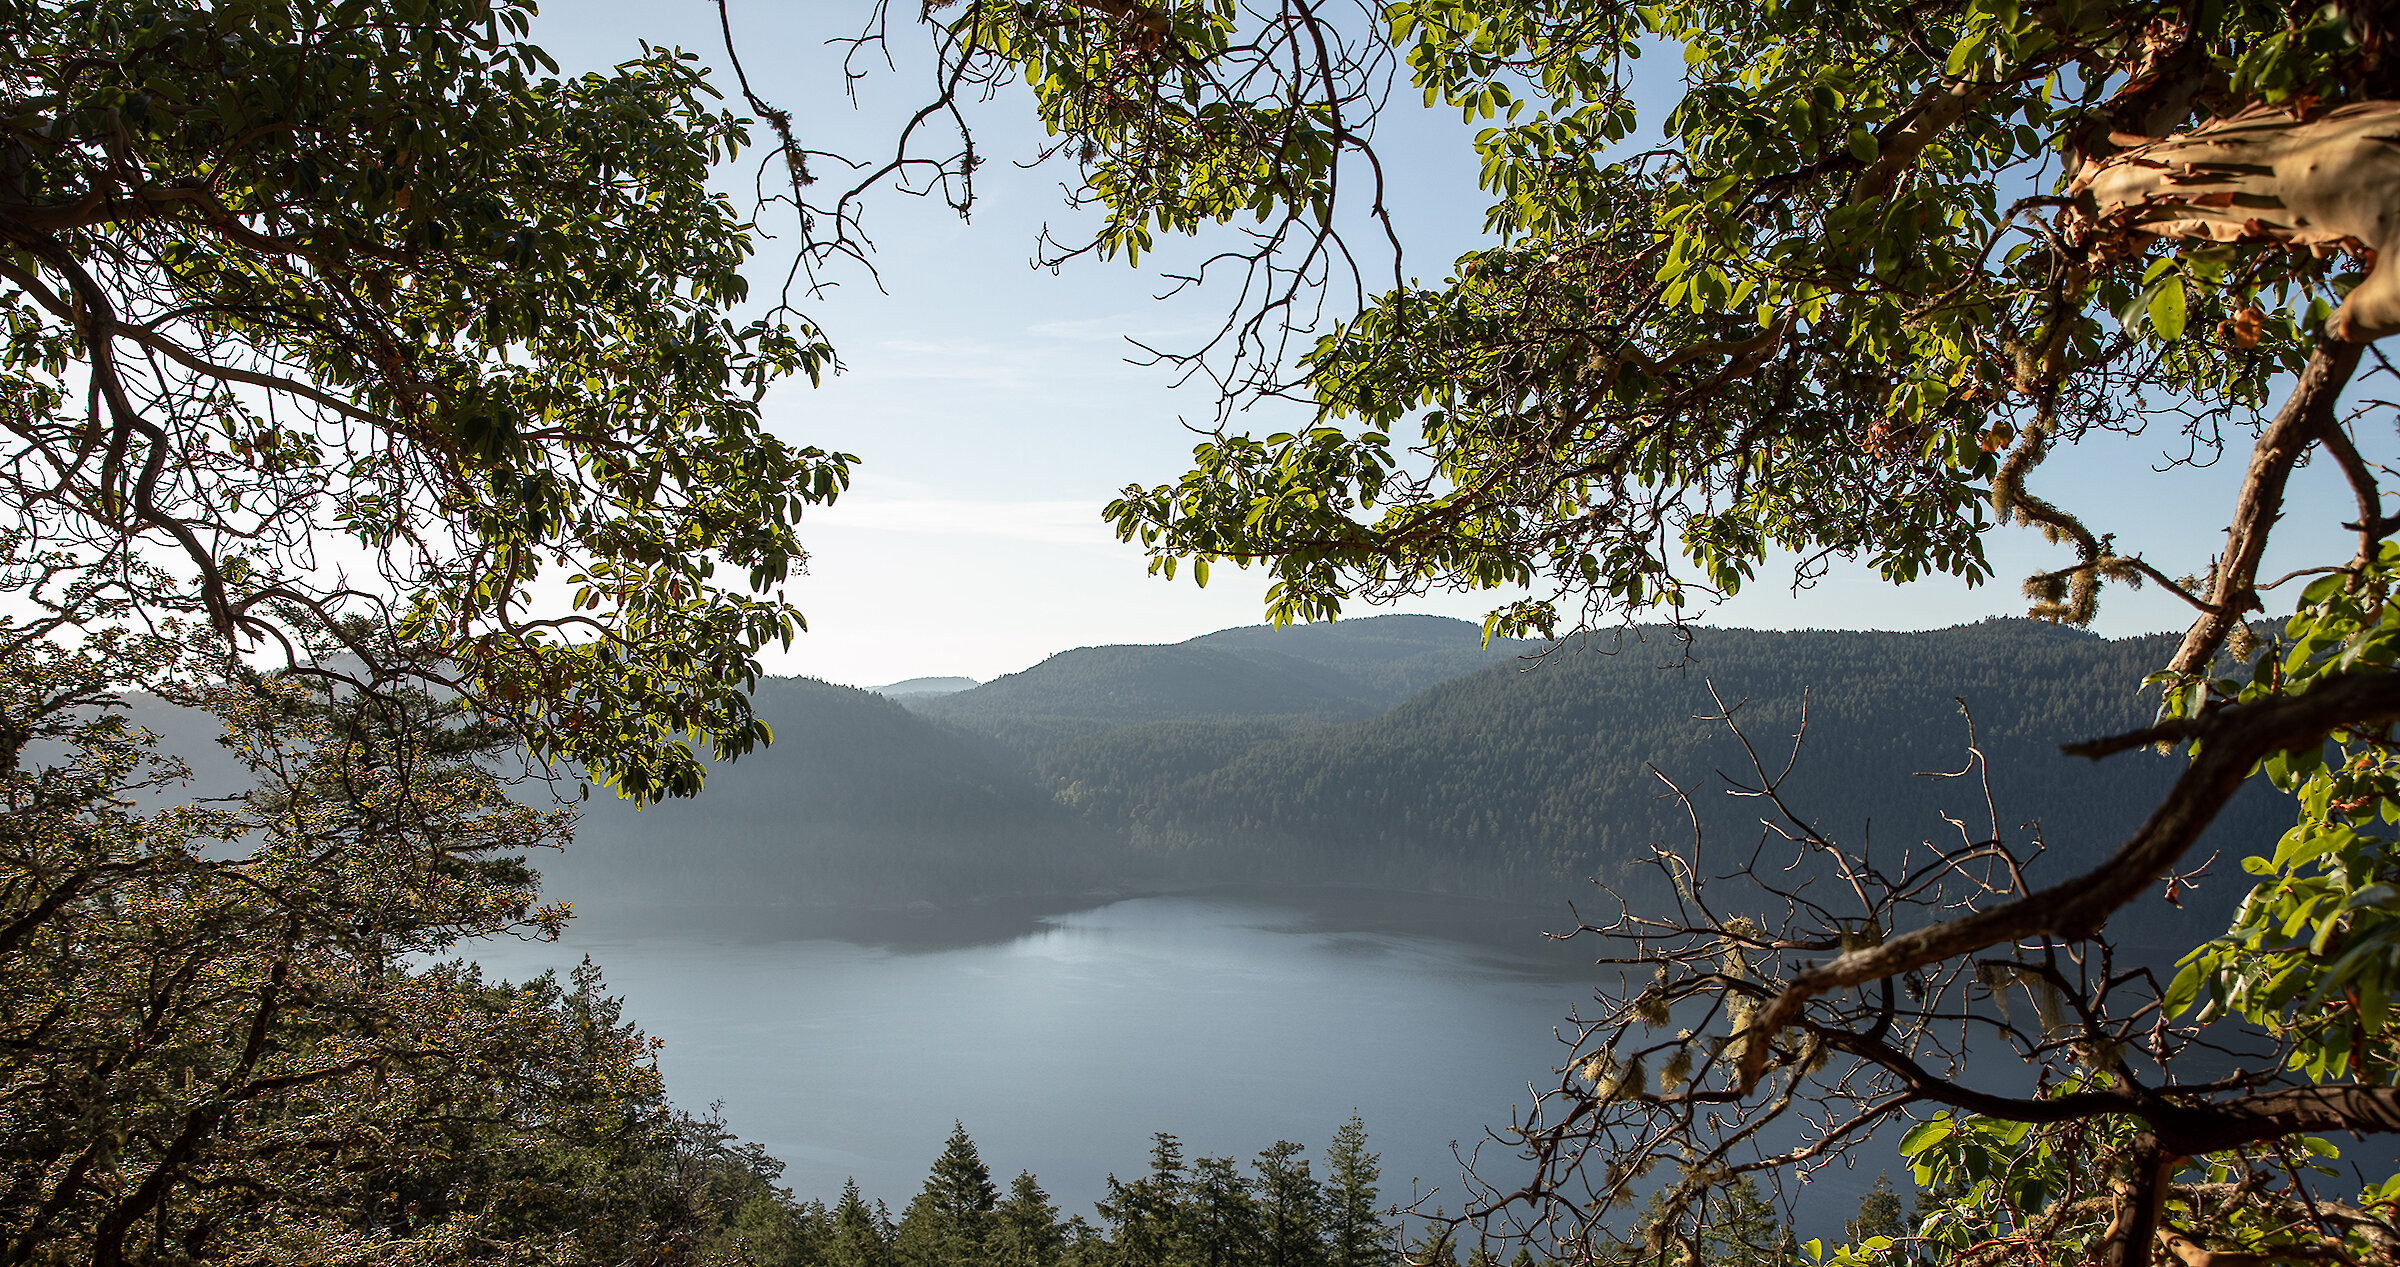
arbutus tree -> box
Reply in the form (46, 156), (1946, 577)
(822, 0), (2400, 1263)
(0, 0), (868, 803)
(0, 1), (992, 1258)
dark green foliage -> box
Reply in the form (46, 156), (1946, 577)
(996, 1172), (1069, 1267)
(0, 0), (852, 806)
(1701, 1179), (1793, 1267)
(1009, 620), (2283, 926)
(1187, 1156), (1269, 1267)
(0, 622), (842, 1265)
(829, 1179), (897, 1267)
(1060, 1216), (1111, 1267)
(1102, 1134), (1194, 1267)
(806, 1122), (1409, 1267)
(1186, 615), (1541, 706)
(1255, 1141), (1329, 1267)
(924, 644), (1377, 729)
(895, 1123), (1002, 1267)
(1405, 1214), (1460, 1267)
(1844, 1174), (1909, 1267)
(649, 1110), (839, 1267)
(1324, 1116), (1396, 1267)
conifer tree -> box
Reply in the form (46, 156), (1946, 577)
(830, 1178), (894, 1267)
(0, 625), (747, 1264)
(995, 1170), (1068, 1267)
(1058, 1214), (1110, 1267)
(896, 1122), (1002, 1267)
(1323, 1116), (1396, 1267)
(721, 1197), (834, 1267)
(1702, 1179), (1791, 1267)
(1842, 1174), (1909, 1267)
(1406, 1212), (1461, 1267)
(1187, 1154), (1267, 1267)
(1099, 1133), (1191, 1267)
(1254, 1140), (1329, 1267)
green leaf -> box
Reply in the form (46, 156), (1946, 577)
(2163, 959), (2205, 1017)
(1897, 1115), (1954, 1157)
(2148, 280), (2188, 341)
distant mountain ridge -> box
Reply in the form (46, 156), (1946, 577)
(872, 675), (979, 699)
(110, 615), (2292, 930)
(1018, 620), (2269, 931)
(547, 616), (2284, 935)
(908, 614), (1535, 741)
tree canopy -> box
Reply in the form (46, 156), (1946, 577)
(0, 618), (768, 1265)
(1, 0), (854, 802)
(895, 0), (2400, 1264)
(0, 0), (879, 1258)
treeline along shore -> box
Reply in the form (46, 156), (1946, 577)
(664, 1113), (1898, 1267)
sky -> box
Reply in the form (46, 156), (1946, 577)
(530, 0), (2365, 691)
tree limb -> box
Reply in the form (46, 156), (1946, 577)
(2170, 341), (2364, 679)
(1736, 669), (2400, 1094)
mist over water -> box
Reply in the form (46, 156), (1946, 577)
(464, 888), (1632, 1224)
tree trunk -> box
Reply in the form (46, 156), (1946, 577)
(2071, 101), (2400, 343)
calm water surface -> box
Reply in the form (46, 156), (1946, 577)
(464, 889), (1608, 1221)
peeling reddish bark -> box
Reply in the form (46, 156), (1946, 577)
(2071, 101), (2400, 342)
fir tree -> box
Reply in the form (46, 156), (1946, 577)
(1099, 1133), (1191, 1267)
(1324, 1115), (1396, 1267)
(1187, 1154), (1267, 1267)
(718, 1194), (833, 1267)
(1058, 1214), (1110, 1267)
(829, 1179), (893, 1267)
(1703, 1179), (1791, 1267)
(1255, 1140), (1328, 1267)
(995, 1170), (1068, 1267)
(1405, 1212), (1460, 1267)
(1844, 1174), (1909, 1267)
(895, 1122), (1002, 1267)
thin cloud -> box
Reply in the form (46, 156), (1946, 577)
(816, 496), (1117, 545)
(1023, 313), (1217, 345)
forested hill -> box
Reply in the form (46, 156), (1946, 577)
(543, 618), (2282, 923)
(913, 614), (1536, 733)
(1184, 614), (1545, 705)
(544, 676), (1117, 912)
(1017, 620), (2277, 934)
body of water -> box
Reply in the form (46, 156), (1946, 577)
(464, 888), (1616, 1224)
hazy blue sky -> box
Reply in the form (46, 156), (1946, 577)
(536, 1), (2360, 689)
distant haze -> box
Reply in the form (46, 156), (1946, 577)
(871, 675), (980, 698)
(544, 612), (2277, 959)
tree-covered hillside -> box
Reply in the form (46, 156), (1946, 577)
(1185, 614), (1542, 707)
(540, 619), (2282, 925)
(1018, 621), (2281, 931)
(919, 643), (1373, 733)
(547, 676), (1119, 911)
(915, 614), (1534, 735)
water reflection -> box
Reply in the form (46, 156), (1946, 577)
(466, 887), (1597, 1226)
(556, 884), (1598, 968)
